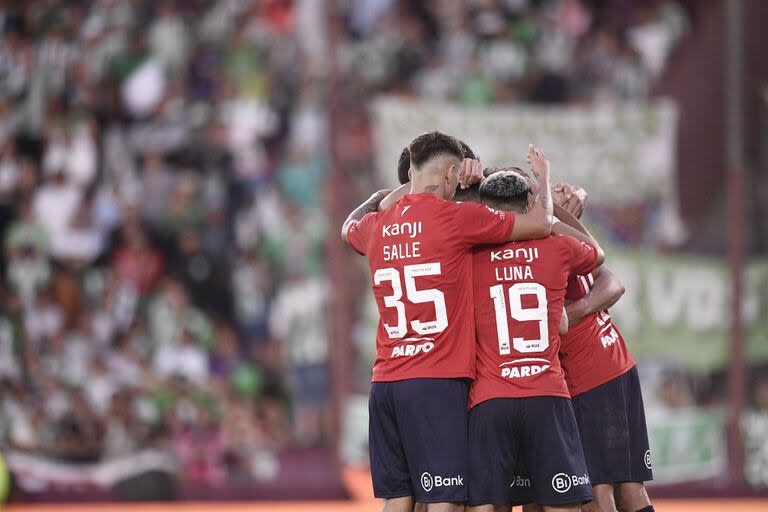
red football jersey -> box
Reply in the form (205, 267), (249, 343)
(559, 273), (636, 396)
(347, 193), (516, 382)
(469, 234), (598, 408)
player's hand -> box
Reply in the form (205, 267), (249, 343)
(553, 182), (587, 218)
(526, 144), (549, 179)
(458, 158), (483, 189)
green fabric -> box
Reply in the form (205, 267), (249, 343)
(231, 364), (263, 398)
(458, 75), (494, 106)
(5, 220), (49, 253)
(513, 19), (537, 47)
(277, 156), (326, 209)
(0, 451), (8, 505)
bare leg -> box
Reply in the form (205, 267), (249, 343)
(383, 496), (415, 512)
(542, 504), (582, 512)
(524, 504), (583, 512)
(466, 506), (509, 512)
(465, 506), (497, 512)
(581, 484), (617, 512)
(426, 503), (466, 512)
(614, 482), (651, 512)
(415, 503), (428, 512)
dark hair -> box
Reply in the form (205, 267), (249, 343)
(399, 138), (476, 184)
(478, 169), (530, 211)
(458, 140), (476, 161)
(452, 183), (481, 203)
(397, 146), (411, 185)
(483, 166), (524, 178)
(407, 131), (464, 170)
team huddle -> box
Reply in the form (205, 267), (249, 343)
(341, 131), (654, 512)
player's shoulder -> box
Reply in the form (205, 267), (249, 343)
(508, 234), (572, 260)
(548, 232), (581, 248)
(350, 210), (382, 232)
(452, 200), (512, 221)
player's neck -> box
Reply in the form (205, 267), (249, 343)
(409, 176), (446, 199)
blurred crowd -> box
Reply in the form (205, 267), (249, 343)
(0, 0), (688, 485)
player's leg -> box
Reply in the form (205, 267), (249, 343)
(467, 506), (511, 512)
(523, 397), (593, 510)
(615, 367), (653, 512)
(523, 504), (581, 512)
(466, 398), (526, 512)
(369, 382), (414, 504)
(394, 378), (470, 510)
(614, 482), (651, 512)
(383, 496), (415, 512)
(580, 484), (616, 512)
(570, 368), (651, 512)
(424, 503), (464, 512)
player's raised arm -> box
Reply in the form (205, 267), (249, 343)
(566, 266), (625, 325)
(553, 182), (588, 219)
(340, 189), (391, 244)
(378, 183), (409, 211)
(552, 203), (605, 267)
(504, 144), (554, 241)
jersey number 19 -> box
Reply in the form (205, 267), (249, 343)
(489, 282), (549, 355)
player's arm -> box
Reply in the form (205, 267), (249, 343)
(559, 306), (569, 336)
(378, 183), (409, 211)
(552, 203), (605, 267)
(565, 266), (625, 325)
(341, 189), (391, 244)
(506, 144), (554, 240)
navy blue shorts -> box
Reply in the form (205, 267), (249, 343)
(369, 378), (469, 503)
(468, 396), (593, 507)
(571, 365), (653, 485)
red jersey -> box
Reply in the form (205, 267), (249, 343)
(347, 193), (516, 382)
(469, 234), (598, 407)
(559, 273), (636, 396)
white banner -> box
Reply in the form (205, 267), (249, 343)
(5, 450), (177, 491)
(371, 96), (679, 207)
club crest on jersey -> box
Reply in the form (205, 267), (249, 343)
(382, 221), (422, 239)
(490, 247), (539, 263)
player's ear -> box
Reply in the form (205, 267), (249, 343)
(526, 190), (535, 212)
(408, 167), (413, 182)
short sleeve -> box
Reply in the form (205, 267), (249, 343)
(452, 202), (516, 247)
(346, 212), (377, 255)
(559, 235), (599, 275)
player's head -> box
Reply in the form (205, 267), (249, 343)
(452, 183), (481, 203)
(399, 138), (477, 186)
(478, 168), (531, 213)
(407, 131), (464, 200)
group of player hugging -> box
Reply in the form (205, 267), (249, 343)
(341, 131), (654, 512)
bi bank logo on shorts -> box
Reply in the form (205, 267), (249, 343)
(509, 475), (531, 488)
(644, 449), (652, 470)
(551, 472), (590, 493)
(420, 472), (464, 492)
